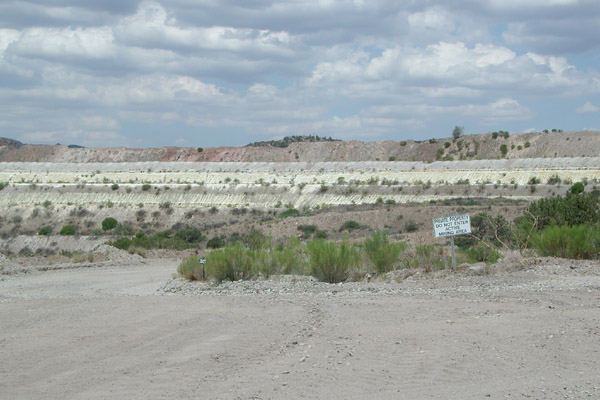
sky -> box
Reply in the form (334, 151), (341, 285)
(1, 0), (599, 148)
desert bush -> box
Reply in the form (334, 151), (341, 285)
(128, 246), (147, 258)
(279, 208), (300, 218)
(111, 183), (119, 191)
(206, 242), (253, 282)
(207, 236), (226, 249)
(500, 144), (508, 157)
(530, 224), (599, 259)
(249, 248), (279, 278)
(59, 225), (76, 236)
(364, 231), (406, 273)
(569, 182), (585, 195)
(528, 176), (541, 185)
(109, 237), (131, 250)
(525, 192), (599, 230)
(297, 224), (317, 239)
(141, 184), (151, 191)
(314, 230), (328, 239)
(340, 220), (365, 232)
(306, 239), (358, 283)
(404, 220), (420, 232)
(0, 182), (5, 190)
(102, 217), (118, 231)
(404, 244), (446, 272)
(174, 228), (205, 244)
(38, 226), (52, 235)
(243, 227), (270, 250)
(547, 174), (562, 185)
(454, 213), (511, 249)
(178, 255), (200, 280)
(113, 224), (134, 236)
(43, 200), (52, 208)
(463, 242), (500, 264)
(274, 238), (307, 275)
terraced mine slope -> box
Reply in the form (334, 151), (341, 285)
(1, 158), (598, 209)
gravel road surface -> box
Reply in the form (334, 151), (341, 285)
(1, 259), (599, 399)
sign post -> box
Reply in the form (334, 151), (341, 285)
(432, 214), (471, 269)
(199, 257), (206, 280)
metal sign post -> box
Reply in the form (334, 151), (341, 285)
(432, 214), (471, 269)
(199, 257), (206, 280)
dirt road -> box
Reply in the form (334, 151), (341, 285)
(1, 260), (599, 399)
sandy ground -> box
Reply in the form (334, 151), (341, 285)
(1, 259), (600, 399)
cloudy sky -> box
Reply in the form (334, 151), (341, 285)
(1, 0), (599, 148)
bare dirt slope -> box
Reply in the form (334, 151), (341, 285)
(1, 258), (599, 399)
(0, 130), (598, 163)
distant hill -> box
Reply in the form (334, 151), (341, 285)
(0, 138), (24, 148)
(0, 130), (598, 163)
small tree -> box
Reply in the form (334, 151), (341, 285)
(452, 126), (464, 140)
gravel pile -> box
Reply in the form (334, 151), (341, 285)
(94, 244), (144, 265)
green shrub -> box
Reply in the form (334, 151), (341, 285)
(525, 192), (599, 230)
(38, 226), (52, 236)
(59, 225), (76, 236)
(279, 208), (300, 218)
(463, 242), (500, 264)
(340, 220), (363, 231)
(524, 141), (531, 148)
(109, 237), (131, 250)
(491, 132), (499, 139)
(102, 217), (118, 231)
(500, 144), (508, 157)
(178, 255), (200, 280)
(528, 176), (541, 185)
(43, 200), (52, 208)
(111, 183), (119, 191)
(207, 236), (225, 249)
(388, 156), (396, 161)
(197, 147), (203, 153)
(530, 224), (599, 259)
(175, 228), (205, 244)
(273, 238), (307, 275)
(206, 242), (253, 282)
(0, 182), (5, 190)
(243, 227), (270, 250)
(364, 231), (406, 273)
(141, 184), (151, 191)
(569, 182), (585, 195)
(307, 239), (358, 283)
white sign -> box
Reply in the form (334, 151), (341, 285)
(433, 214), (471, 238)
(199, 258), (206, 264)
